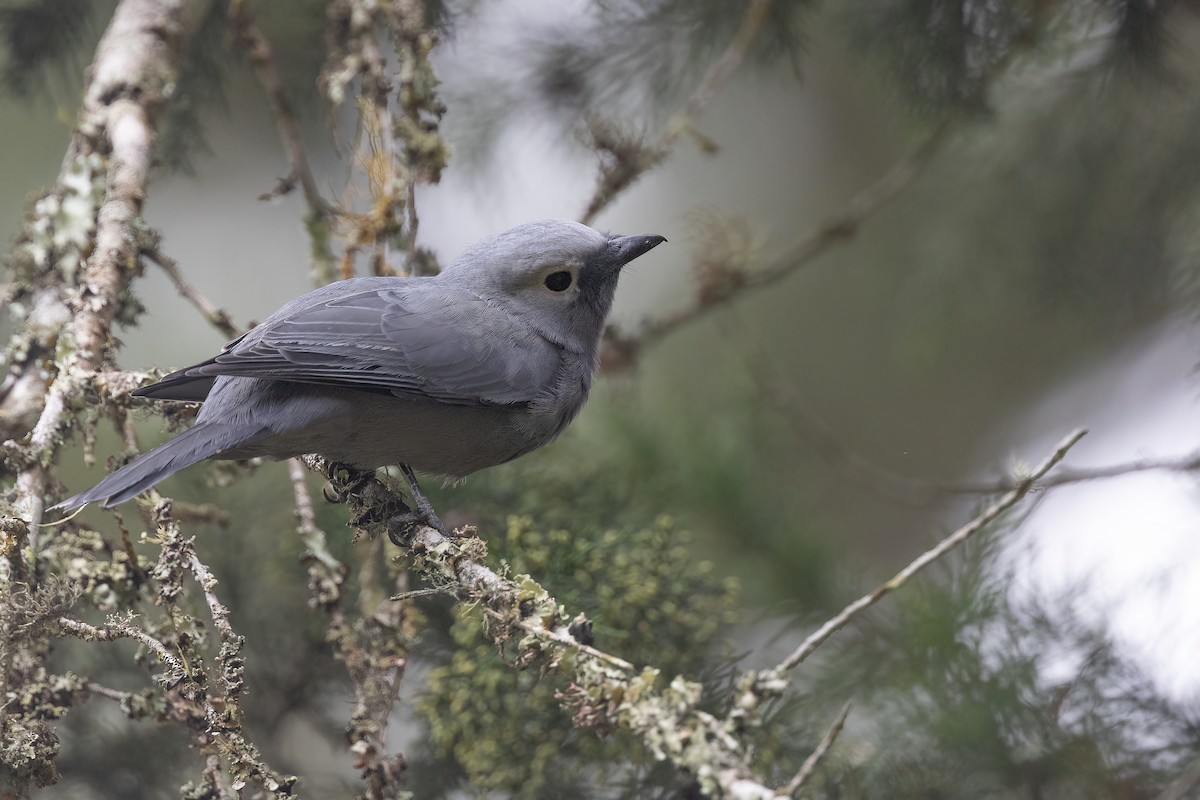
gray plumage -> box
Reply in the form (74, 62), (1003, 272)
(55, 220), (665, 510)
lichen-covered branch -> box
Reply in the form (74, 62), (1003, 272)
(302, 429), (1082, 798)
(3, 0), (211, 537)
(309, 456), (786, 799)
(322, 0), (448, 278)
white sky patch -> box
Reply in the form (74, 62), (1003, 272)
(996, 316), (1200, 704)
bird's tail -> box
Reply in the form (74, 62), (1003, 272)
(52, 421), (263, 511)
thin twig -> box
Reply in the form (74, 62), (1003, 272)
(227, 0), (336, 284)
(85, 682), (133, 703)
(630, 115), (958, 356)
(581, 0), (775, 224)
(58, 616), (188, 686)
(186, 548), (244, 704)
(752, 337), (1200, 503)
(771, 429), (1086, 674)
(1154, 753), (1200, 800)
(287, 457), (345, 609)
(143, 244), (239, 339)
(613, 20), (1041, 364)
(780, 702), (851, 797)
(228, 0), (329, 218)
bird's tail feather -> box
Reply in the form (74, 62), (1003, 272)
(53, 422), (263, 511)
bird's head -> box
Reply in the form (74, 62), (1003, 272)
(443, 219), (666, 349)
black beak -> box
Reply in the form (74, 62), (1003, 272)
(602, 234), (667, 271)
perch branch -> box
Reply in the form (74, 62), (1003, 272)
(307, 455), (784, 799)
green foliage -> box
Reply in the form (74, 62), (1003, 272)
(0, 0), (103, 96)
(413, 513), (740, 800)
(803, 534), (1200, 798)
(841, 0), (1030, 113)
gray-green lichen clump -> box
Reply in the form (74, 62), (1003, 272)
(412, 513), (741, 798)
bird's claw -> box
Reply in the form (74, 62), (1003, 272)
(322, 463), (375, 503)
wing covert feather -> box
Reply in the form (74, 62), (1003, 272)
(147, 284), (560, 406)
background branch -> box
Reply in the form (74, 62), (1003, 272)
(769, 429), (1085, 676)
(603, 17), (1042, 369)
(780, 702), (851, 797)
(581, 0), (775, 224)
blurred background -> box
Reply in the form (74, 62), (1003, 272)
(4, 0), (1200, 797)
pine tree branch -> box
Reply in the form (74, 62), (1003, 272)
(603, 16), (1044, 368)
(581, 0), (776, 224)
(767, 429), (1085, 677)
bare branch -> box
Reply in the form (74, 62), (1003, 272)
(1155, 753), (1200, 800)
(229, 0), (327, 217)
(604, 19), (1042, 368)
(227, 0), (336, 284)
(752, 342), (1200, 504)
(142, 242), (239, 339)
(84, 682), (132, 704)
(769, 429), (1087, 676)
(780, 702), (851, 797)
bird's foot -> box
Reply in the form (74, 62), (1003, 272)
(322, 462), (375, 503)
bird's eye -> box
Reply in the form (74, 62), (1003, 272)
(544, 271), (573, 292)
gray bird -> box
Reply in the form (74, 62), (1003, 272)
(55, 219), (665, 513)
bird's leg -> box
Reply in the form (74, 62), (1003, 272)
(398, 464), (448, 535)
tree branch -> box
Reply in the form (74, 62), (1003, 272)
(779, 702), (851, 797)
(769, 429), (1086, 676)
(142, 239), (239, 339)
(4, 0), (210, 543)
(603, 18), (1042, 368)
(227, 0), (336, 284)
(754, 339), (1200, 504)
(308, 455), (786, 800)
(581, 0), (775, 224)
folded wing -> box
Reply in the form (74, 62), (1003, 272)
(136, 283), (559, 407)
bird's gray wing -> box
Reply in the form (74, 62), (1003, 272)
(136, 285), (560, 406)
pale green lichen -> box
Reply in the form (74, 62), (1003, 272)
(412, 510), (744, 798)
(13, 153), (105, 285)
